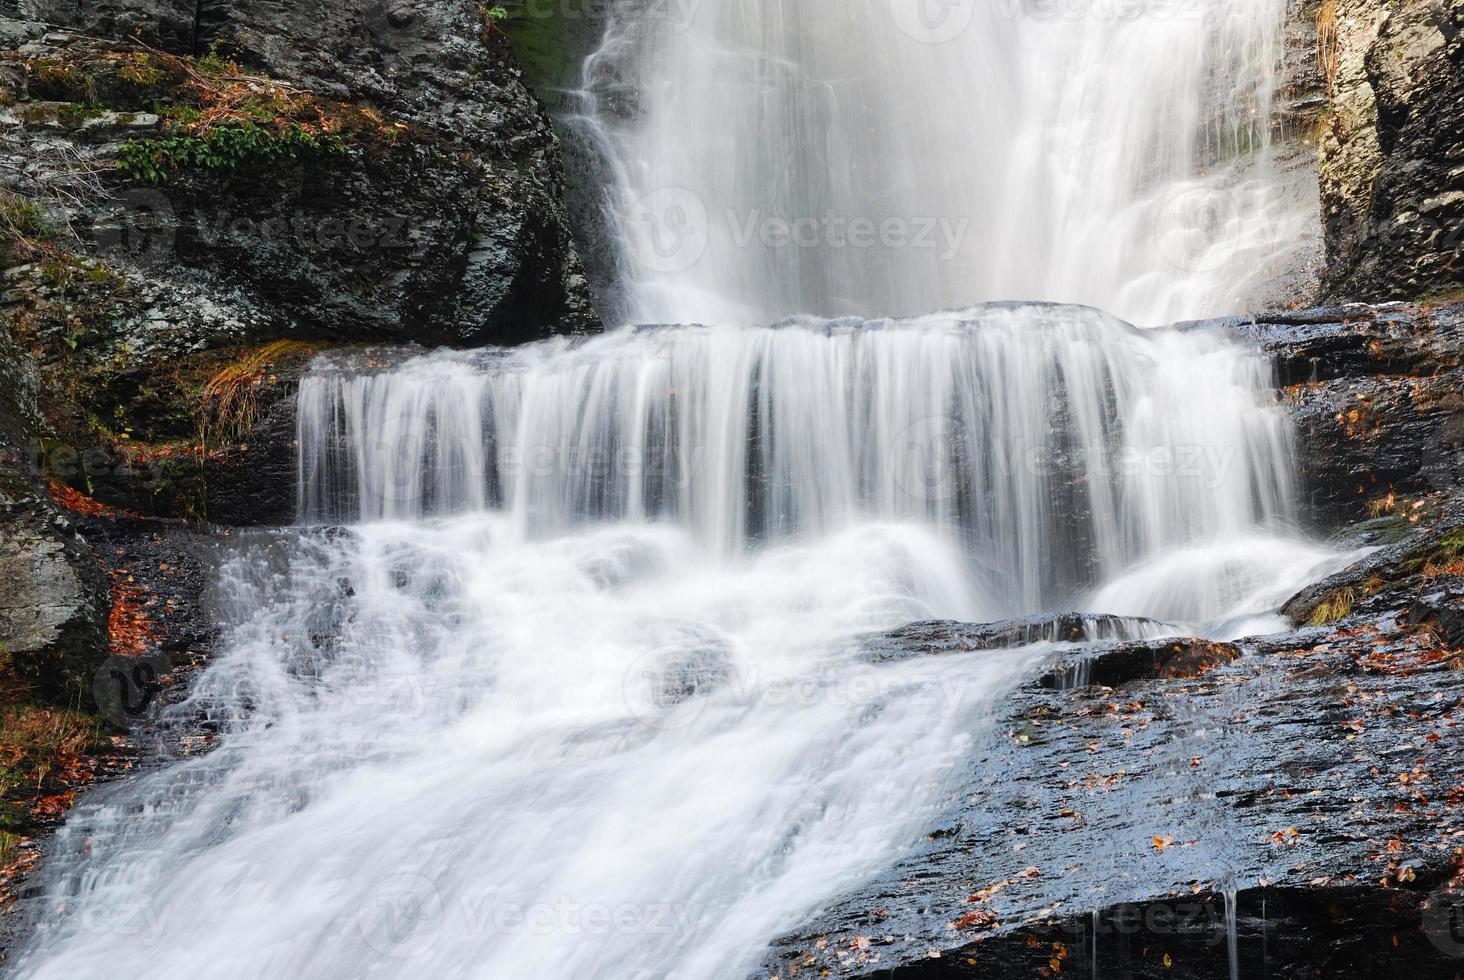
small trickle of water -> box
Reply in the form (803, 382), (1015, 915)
(1225, 887), (1241, 980)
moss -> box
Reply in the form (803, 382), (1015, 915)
(504, 0), (599, 95)
(24, 51), (182, 106)
(0, 191), (61, 265)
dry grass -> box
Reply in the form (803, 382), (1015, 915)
(1310, 586), (1356, 626)
(1317, 0), (1340, 92)
(197, 340), (315, 447)
(0, 703), (100, 805)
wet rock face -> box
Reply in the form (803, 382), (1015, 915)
(0, 329), (108, 707)
(1319, 0), (1464, 302)
(1214, 302), (1464, 529)
(766, 591), (1464, 979)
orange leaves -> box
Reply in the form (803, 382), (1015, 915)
(951, 909), (996, 931)
(47, 480), (136, 519)
(108, 579), (159, 657)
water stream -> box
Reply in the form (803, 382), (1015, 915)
(12, 1), (1333, 977)
(577, 0), (1317, 326)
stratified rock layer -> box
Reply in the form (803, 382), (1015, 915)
(1320, 0), (1464, 302)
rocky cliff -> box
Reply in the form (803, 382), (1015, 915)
(0, 0), (597, 868)
(1319, 0), (1464, 302)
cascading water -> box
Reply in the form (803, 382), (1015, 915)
(13, 307), (1339, 978)
(578, 0), (1318, 326)
(13, 3), (1337, 978)
(296, 305), (1301, 616)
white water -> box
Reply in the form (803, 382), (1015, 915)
(582, 0), (1317, 326)
(13, 2), (1338, 977)
(15, 307), (1338, 979)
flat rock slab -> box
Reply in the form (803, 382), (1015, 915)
(764, 603), (1464, 979)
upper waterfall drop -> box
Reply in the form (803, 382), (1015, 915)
(576, 0), (1317, 327)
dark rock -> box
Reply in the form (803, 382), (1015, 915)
(1320, 0), (1464, 303)
(0, 326), (108, 706)
(764, 585), (1464, 978)
(1207, 302), (1464, 528)
(1280, 519), (1463, 627)
(0, 0), (601, 522)
(1039, 638), (1241, 690)
(0, 507), (108, 704)
(864, 614), (1167, 664)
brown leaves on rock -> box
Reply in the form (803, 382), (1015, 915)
(951, 909), (997, 931)
(46, 480), (137, 520)
(108, 579), (159, 657)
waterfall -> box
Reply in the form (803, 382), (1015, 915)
(9, 3), (1340, 978)
(297, 304), (1297, 615)
(579, 0), (1317, 326)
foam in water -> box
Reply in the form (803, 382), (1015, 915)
(12, 306), (1337, 979)
(11, 0), (1338, 973)
(299, 305), (1297, 614)
(577, 0), (1317, 326)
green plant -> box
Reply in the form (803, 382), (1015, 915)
(117, 123), (346, 184)
(0, 192), (61, 265)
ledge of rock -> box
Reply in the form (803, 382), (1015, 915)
(766, 589), (1464, 978)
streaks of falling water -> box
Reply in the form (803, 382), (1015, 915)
(1091, 908), (1101, 978)
(296, 305), (1304, 619)
(1226, 887), (1241, 980)
(12, 306), (1341, 980)
(578, 0), (1318, 327)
